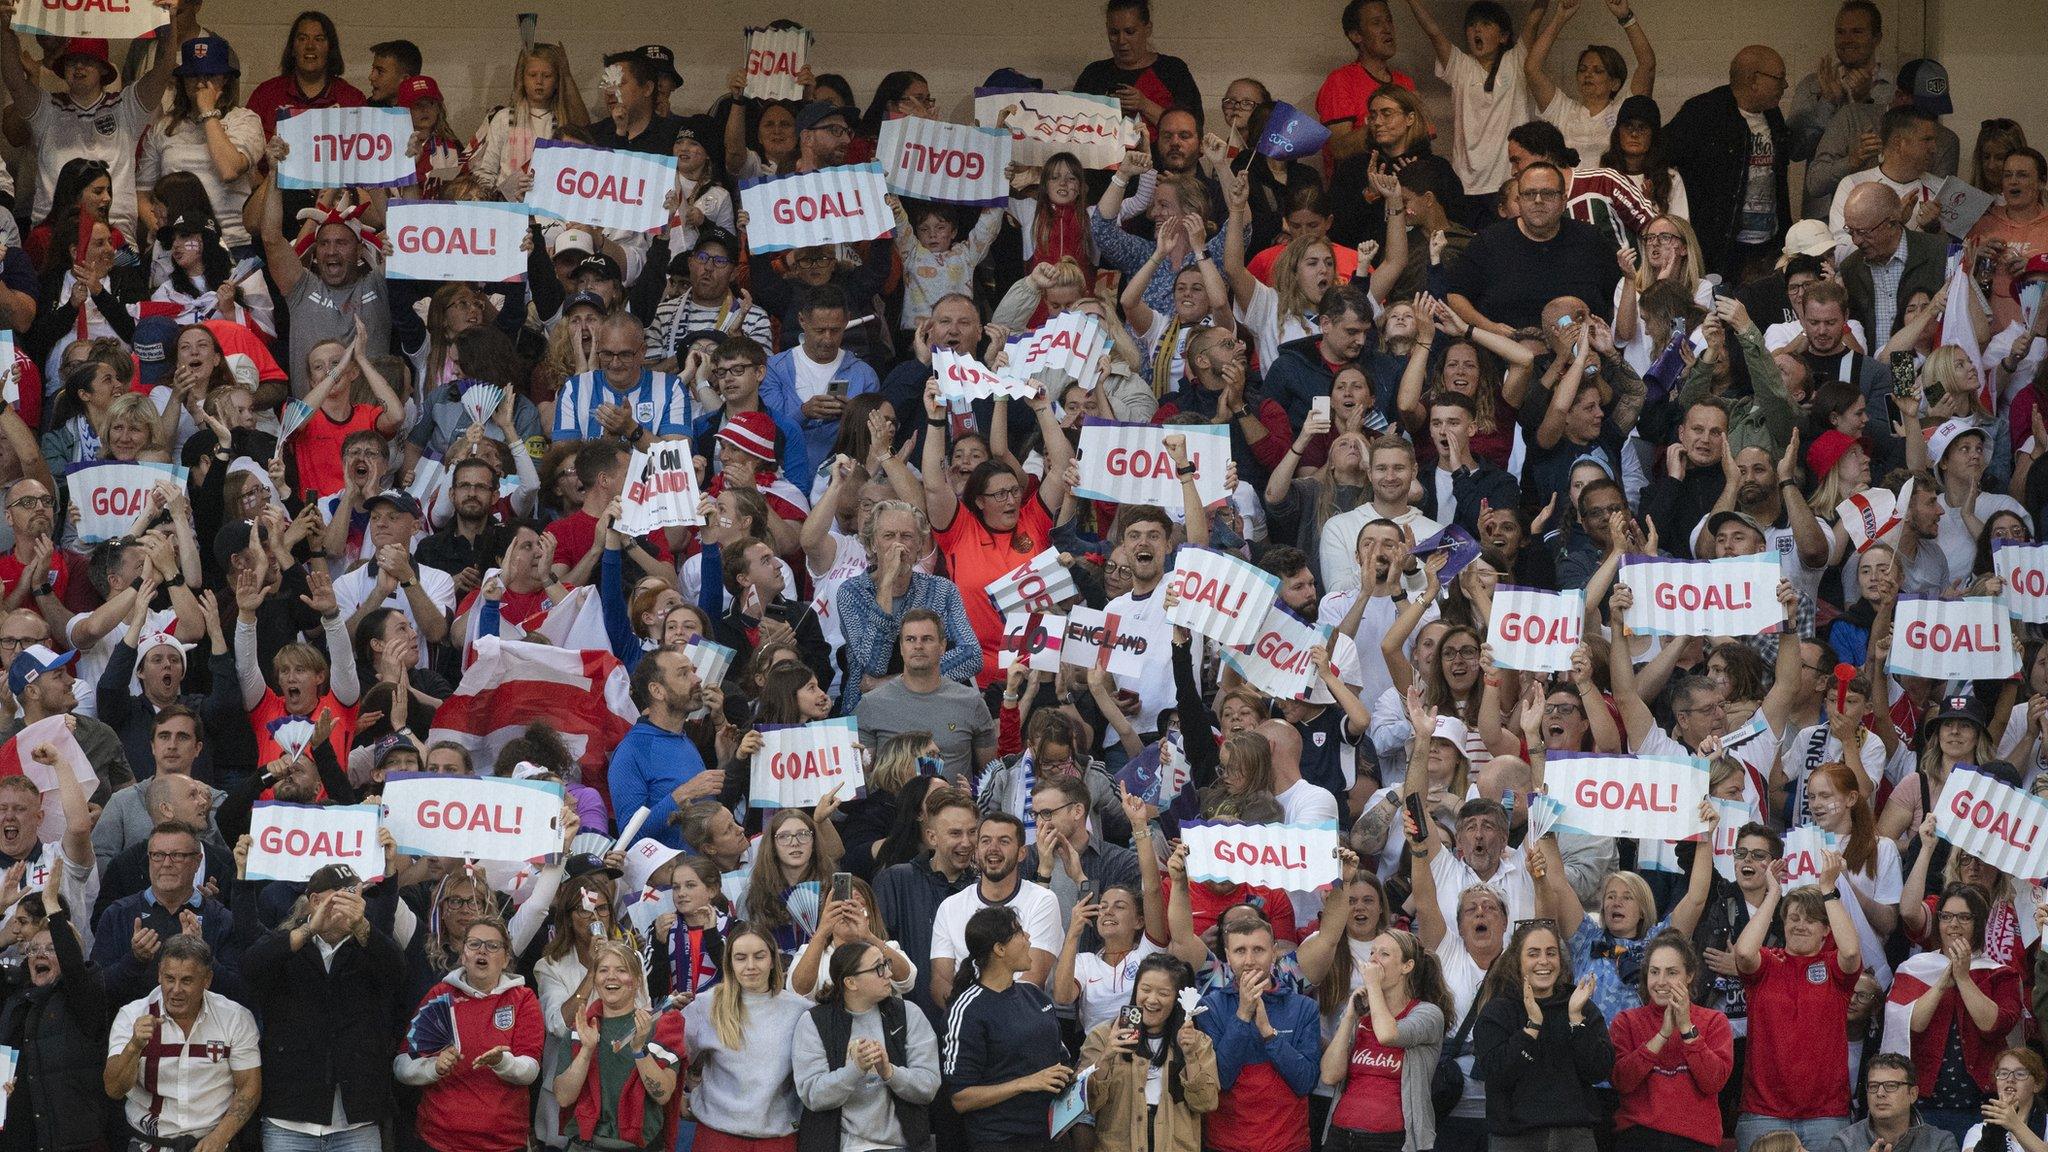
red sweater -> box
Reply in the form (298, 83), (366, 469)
(1609, 1003), (1733, 1147)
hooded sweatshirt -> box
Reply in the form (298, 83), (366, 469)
(393, 967), (544, 1152)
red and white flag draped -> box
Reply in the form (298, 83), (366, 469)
(1883, 947), (2003, 1056)
(456, 582), (612, 670)
(429, 636), (636, 808)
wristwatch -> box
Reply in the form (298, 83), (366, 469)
(1678, 1028), (1699, 1041)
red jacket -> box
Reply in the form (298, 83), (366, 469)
(410, 973), (545, 1152)
(566, 1005), (686, 1149)
(1609, 1003), (1733, 1147)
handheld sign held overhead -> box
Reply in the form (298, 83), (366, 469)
(738, 164), (894, 254)
(1073, 419), (1231, 509)
(751, 718), (865, 809)
(1888, 596), (2018, 681)
(63, 461), (183, 545)
(247, 802), (384, 883)
(386, 201), (530, 282)
(524, 139), (676, 235)
(1486, 585), (1584, 673)
(743, 25), (811, 101)
(382, 772), (564, 862)
(1543, 752), (1709, 841)
(616, 442), (704, 535)
(1180, 820), (1341, 890)
(1934, 765), (2048, 880)
(876, 117), (1012, 206)
(1620, 555), (1783, 638)
(277, 107), (415, 190)
(1165, 546), (1280, 649)
(11, 0), (166, 40)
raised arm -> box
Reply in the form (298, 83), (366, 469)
(1364, 173), (1410, 305)
(0, 0), (41, 110)
(249, 162), (304, 298)
(1398, 0), (1458, 66)
(1611, 0), (1657, 94)
(917, 381), (959, 531)
(1521, 0), (1572, 111)
(1220, 170), (1257, 309)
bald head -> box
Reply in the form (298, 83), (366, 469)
(1730, 45), (1787, 113)
(1843, 182), (1905, 260)
(1255, 719), (1302, 776)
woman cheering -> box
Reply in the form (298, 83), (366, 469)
(1608, 932), (1734, 1152)
(551, 940), (684, 1152)
(1081, 954), (1220, 1152)
(1473, 918), (1614, 1149)
(1320, 928), (1450, 1152)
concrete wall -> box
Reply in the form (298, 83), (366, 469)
(187, 0), (2022, 194)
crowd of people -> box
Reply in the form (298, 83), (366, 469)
(0, 1), (2035, 1152)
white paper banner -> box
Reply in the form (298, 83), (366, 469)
(751, 717), (865, 809)
(617, 442), (704, 535)
(1219, 605), (1331, 701)
(63, 460), (183, 544)
(15, 713), (91, 845)
(974, 88), (1142, 169)
(11, 0), (162, 45)
(743, 26), (811, 101)
(386, 201), (530, 282)
(1486, 585), (1585, 673)
(1000, 611), (1066, 671)
(1166, 546), (1280, 649)
(738, 163), (893, 254)
(1620, 555), (1783, 638)
(1996, 541), (2048, 623)
(876, 117), (1012, 206)
(1073, 419), (1231, 509)
(1060, 606), (1169, 679)
(525, 139), (677, 235)
(1935, 766), (2048, 880)
(277, 107), (415, 190)
(1005, 312), (1109, 393)
(247, 802), (383, 883)
(381, 772), (564, 862)
(989, 549), (1078, 614)
(1935, 175), (1998, 238)
(1181, 820), (1341, 890)
(1545, 752), (1709, 841)
(932, 347), (1030, 403)
(1888, 596), (2019, 681)
(1781, 823), (1842, 890)
(1709, 796), (1754, 881)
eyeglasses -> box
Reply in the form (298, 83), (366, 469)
(774, 828), (815, 844)
(1583, 503), (1626, 520)
(1677, 702), (1726, 717)
(1030, 800), (1081, 821)
(1105, 563), (1136, 580)
(1845, 220), (1898, 241)
(710, 364), (754, 380)
(1642, 235), (1684, 248)
(147, 850), (201, 863)
(1995, 1069), (2035, 1083)
(463, 938), (507, 954)
(858, 959), (893, 979)
(811, 124), (852, 138)
(1440, 645), (1481, 662)
(689, 252), (734, 267)
(0, 637), (32, 650)
(442, 895), (487, 912)
(1936, 910), (1976, 925)
(980, 487), (1024, 503)
(1542, 703), (1582, 717)
(1517, 188), (1563, 203)
(595, 349), (640, 362)
(1730, 848), (1775, 862)
(1866, 1080), (1913, 1096)
(8, 496), (53, 511)
(20, 943), (53, 958)
(791, 251), (834, 267)
(1220, 98), (1259, 112)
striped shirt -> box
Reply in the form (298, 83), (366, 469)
(551, 369), (695, 442)
(645, 293), (774, 359)
(1565, 166), (1659, 249)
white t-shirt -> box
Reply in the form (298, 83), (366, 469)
(1436, 933), (1490, 1023)
(1277, 778), (1339, 826)
(108, 990), (261, 1139)
(1235, 280), (1322, 373)
(1103, 585), (1181, 739)
(679, 551), (798, 616)
(1539, 91), (1619, 168)
(787, 936), (918, 999)
(1430, 847), (1534, 932)
(809, 527), (870, 668)
(1782, 723), (1890, 817)
(929, 879), (1064, 978)
(331, 561), (456, 668)
(1939, 490), (2026, 583)
(791, 347), (846, 407)
(1072, 936), (1164, 1034)
(1437, 43), (1530, 195)
(32, 88), (151, 235)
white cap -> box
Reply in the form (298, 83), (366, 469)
(1431, 715), (1471, 754)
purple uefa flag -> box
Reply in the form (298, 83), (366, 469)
(1256, 102), (1331, 160)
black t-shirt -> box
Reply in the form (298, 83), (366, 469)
(1443, 217), (1621, 331)
(1295, 705), (1363, 826)
(589, 113), (683, 157)
(1072, 55), (1202, 119)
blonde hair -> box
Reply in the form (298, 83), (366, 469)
(1923, 346), (1990, 421)
(1602, 870), (1659, 939)
(107, 392), (163, 454)
(1272, 233), (1335, 330)
(1633, 215), (1706, 298)
(510, 43), (588, 130)
(1041, 256), (1088, 301)
(710, 925), (785, 1049)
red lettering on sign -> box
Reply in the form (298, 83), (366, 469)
(395, 224), (500, 257)
(769, 745), (845, 781)
(1497, 610), (1580, 647)
(257, 824), (367, 859)
(1213, 839), (1308, 870)
(553, 168), (646, 206)
(88, 485), (143, 519)
(1104, 446), (1173, 479)
(1947, 786), (2041, 854)
(416, 800), (525, 835)
(1572, 777), (1679, 814)
(770, 189), (868, 225)
(1903, 618), (2005, 653)
(1652, 581), (1754, 612)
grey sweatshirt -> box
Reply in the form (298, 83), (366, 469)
(791, 1001), (941, 1151)
(681, 988), (812, 1138)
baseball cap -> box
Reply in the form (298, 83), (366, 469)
(1704, 509), (1768, 541)
(363, 489), (423, 519)
(572, 254), (622, 284)
(549, 228), (596, 258)
(605, 44), (682, 88)
(1430, 715), (1470, 751)
(1925, 417), (1988, 464)
(1896, 59), (1953, 116)
(9, 645), (76, 697)
(563, 851), (623, 881)
(173, 35), (236, 78)
(132, 315), (179, 386)
(717, 410), (779, 462)
(306, 863), (363, 895)
(795, 100), (852, 134)
(982, 67), (1043, 92)
(1778, 219), (1837, 269)
(135, 629), (194, 665)
(562, 290), (609, 317)
(396, 75), (444, 109)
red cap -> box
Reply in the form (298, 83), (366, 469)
(716, 410), (779, 462)
(396, 75), (443, 109)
